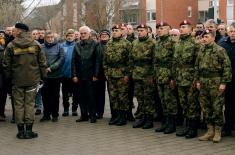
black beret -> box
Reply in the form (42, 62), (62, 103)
(99, 29), (111, 37)
(136, 24), (148, 29)
(15, 23), (29, 32)
(156, 21), (170, 28)
(179, 20), (192, 26)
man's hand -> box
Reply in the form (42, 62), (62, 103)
(72, 77), (79, 83)
(46, 67), (51, 73)
(124, 76), (129, 83)
(93, 76), (98, 81)
(219, 84), (226, 93)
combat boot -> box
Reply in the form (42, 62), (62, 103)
(142, 115), (153, 129)
(133, 115), (146, 128)
(116, 110), (127, 126)
(185, 119), (198, 139)
(109, 110), (120, 125)
(24, 124), (38, 139)
(164, 115), (176, 134)
(176, 119), (189, 136)
(16, 124), (25, 139)
(155, 117), (167, 132)
(198, 124), (214, 141)
(213, 126), (222, 143)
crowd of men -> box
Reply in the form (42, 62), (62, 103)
(0, 19), (234, 143)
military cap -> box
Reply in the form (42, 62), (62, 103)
(99, 29), (111, 37)
(120, 23), (127, 27)
(201, 29), (215, 37)
(15, 22), (29, 32)
(156, 21), (170, 28)
(66, 29), (75, 35)
(136, 24), (148, 29)
(179, 20), (192, 26)
(112, 24), (121, 30)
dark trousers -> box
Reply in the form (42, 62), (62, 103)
(42, 78), (61, 118)
(0, 88), (7, 117)
(78, 80), (96, 118)
(94, 80), (105, 116)
(61, 78), (79, 111)
(224, 76), (235, 132)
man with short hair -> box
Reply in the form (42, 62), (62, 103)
(72, 26), (101, 123)
(61, 29), (79, 117)
(217, 23), (227, 39)
(3, 23), (47, 139)
(37, 28), (45, 44)
(196, 30), (232, 143)
(205, 19), (221, 43)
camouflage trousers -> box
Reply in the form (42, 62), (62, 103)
(178, 86), (200, 120)
(134, 78), (155, 115)
(158, 84), (177, 116)
(199, 78), (224, 126)
(107, 77), (129, 111)
(12, 85), (37, 124)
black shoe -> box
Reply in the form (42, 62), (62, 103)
(90, 117), (97, 123)
(62, 111), (69, 117)
(40, 116), (51, 122)
(72, 111), (78, 116)
(116, 111), (127, 126)
(164, 116), (176, 134)
(16, 124), (25, 139)
(221, 129), (232, 137)
(35, 109), (41, 115)
(52, 117), (58, 122)
(185, 120), (198, 138)
(24, 124), (38, 139)
(109, 111), (120, 125)
(133, 116), (146, 128)
(176, 127), (189, 137)
(142, 115), (153, 129)
(155, 117), (167, 132)
(76, 117), (88, 122)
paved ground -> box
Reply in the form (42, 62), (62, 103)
(0, 92), (235, 155)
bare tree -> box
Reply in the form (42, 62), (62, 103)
(0, 0), (25, 27)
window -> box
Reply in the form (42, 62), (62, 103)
(227, 0), (234, 5)
(146, 10), (156, 22)
(188, 6), (192, 18)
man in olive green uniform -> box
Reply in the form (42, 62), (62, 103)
(154, 22), (177, 134)
(103, 24), (131, 126)
(130, 24), (156, 129)
(3, 23), (47, 139)
(173, 20), (201, 138)
(195, 30), (232, 143)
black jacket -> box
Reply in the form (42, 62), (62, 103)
(72, 38), (101, 80)
(218, 36), (235, 75)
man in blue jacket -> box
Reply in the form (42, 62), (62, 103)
(218, 23), (235, 136)
(61, 29), (79, 117)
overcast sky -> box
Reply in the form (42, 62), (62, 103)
(23, 0), (60, 8)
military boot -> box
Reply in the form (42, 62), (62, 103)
(213, 126), (222, 143)
(176, 119), (189, 136)
(155, 117), (167, 132)
(133, 115), (146, 128)
(198, 124), (214, 141)
(24, 124), (38, 139)
(116, 110), (127, 126)
(16, 124), (25, 139)
(142, 115), (153, 129)
(109, 110), (120, 125)
(164, 115), (176, 134)
(185, 119), (198, 138)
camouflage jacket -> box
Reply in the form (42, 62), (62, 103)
(154, 35), (175, 84)
(173, 35), (200, 86)
(103, 38), (131, 78)
(194, 42), (232, 84)
(130, 36), (155, 80)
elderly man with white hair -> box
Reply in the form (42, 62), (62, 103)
(72, 26), (101, 123)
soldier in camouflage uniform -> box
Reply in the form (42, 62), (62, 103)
(195, 30), (232, 143)
(154, 22), (177, 134)
(103, 24), (131, 126)
(173, 20), (201, 138)
(130, 24), (156, 129)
